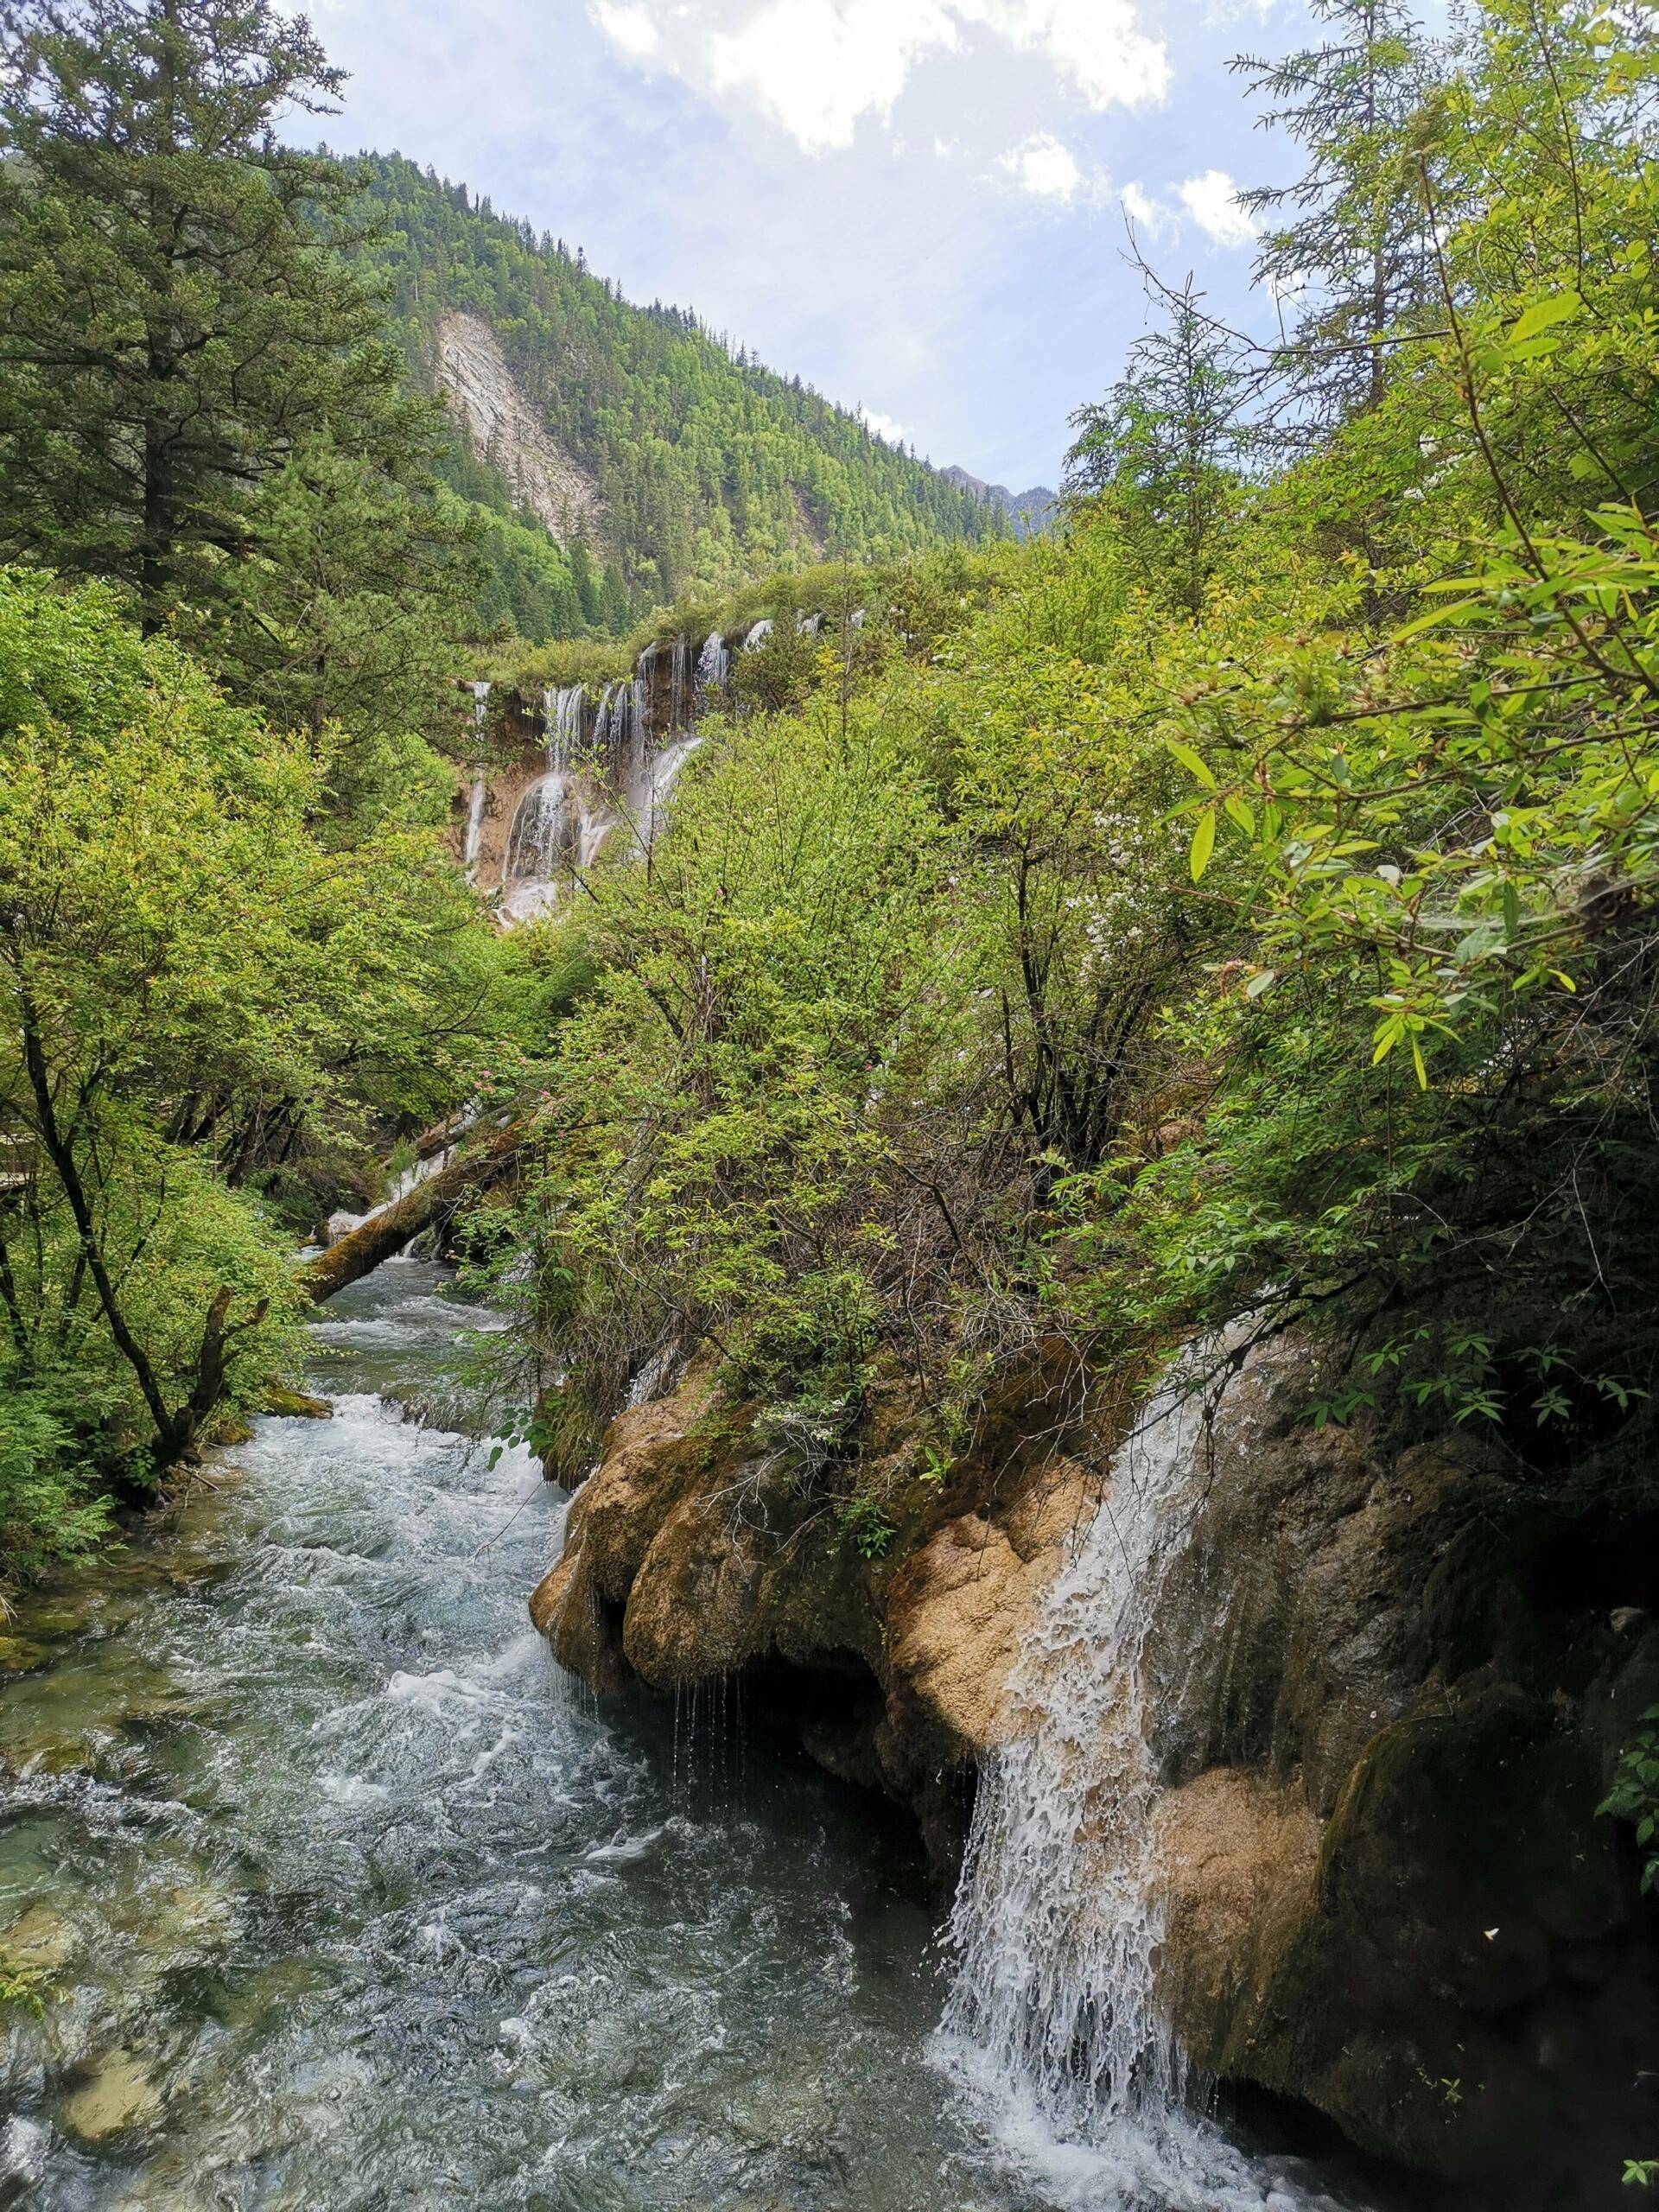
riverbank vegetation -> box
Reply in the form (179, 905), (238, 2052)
(485, 0), (1659, 1545)
(2, 0), (1656, 1650)
(0, 0), (536, 1586)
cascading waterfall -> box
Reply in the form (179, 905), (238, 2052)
(504, 773), (575, 882)
(632, 666), (649, 751)
(593, 680), (617, 753)
(742, 617), (773, 651)
(934, 1344), (1316, 2208)
(696, 629), (730, 699)
(461, 680), (491, 873)
(669, 633), (692, 731)
(545, 683), (584, 769)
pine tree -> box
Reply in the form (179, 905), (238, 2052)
(0, 0), (476, 738)
(1233, 0), (1438, 423)
(1065, 283), (1249, 619)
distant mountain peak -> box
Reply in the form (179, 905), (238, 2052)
(940, 466), (1059, 541)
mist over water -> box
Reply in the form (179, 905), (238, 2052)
(1, 1263), (1370, 2211)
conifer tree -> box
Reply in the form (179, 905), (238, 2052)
(1065, 284), (1249, 618)
(0, 0), (476, 740)
(1233, 0), (1438, 423)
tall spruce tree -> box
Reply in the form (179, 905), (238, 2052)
(1233, 0), (1438, 423)
(1065, 284), (1249, 620)
(0, 0), (478, 743)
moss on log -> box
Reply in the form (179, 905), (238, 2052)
(299, 1121), (524, 1303)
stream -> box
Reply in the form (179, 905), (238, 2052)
(0, 1262), (1367, 2212)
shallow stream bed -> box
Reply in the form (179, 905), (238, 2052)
(0, 1262), (1367, 2212)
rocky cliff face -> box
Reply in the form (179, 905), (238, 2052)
(435, 310), (602, 545)
(528, 1332), (1659, 2200)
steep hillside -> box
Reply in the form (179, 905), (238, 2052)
(349, 154), (1002, 639)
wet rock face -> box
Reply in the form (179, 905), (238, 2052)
(1144, 1334), (1659, 2196)
(528, 1331), (1659, 2195)
(526, 1359), (1064, 1861)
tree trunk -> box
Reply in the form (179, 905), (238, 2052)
(299, 1121), (524, 1305)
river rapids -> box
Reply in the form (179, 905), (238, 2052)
(0, 1262), (1369, 2212)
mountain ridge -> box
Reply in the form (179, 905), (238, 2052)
(347, 154), (1006, 639)
(938, 465), (1060, 540)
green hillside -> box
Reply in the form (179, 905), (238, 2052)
(349, 154), (1001, 639)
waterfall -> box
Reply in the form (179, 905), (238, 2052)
(669, 633), (692, 731)
(796, 610), (822, 636)
(632, 669), (649, 751)
(544, 683), (584, 770)
(462, 681), (491, 873)
(592, 681), (621, 756)
(742, 617), (773, 651)
(937, 1344), (1288, 2205)
(696, 630), (730, 700)
(595, 674), (645, 757)
(462, 778), (486, 871)
(504, 772), (575, 882)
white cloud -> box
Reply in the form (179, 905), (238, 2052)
(860, 405), (912, 445)
(1120, 178), (1176, 242)
(587, 0), (1168, 155)
(998, 131), (1084, 200)
(591, 0), (661, 56)
(704, 0), (955, 154)
(1177, 168), (1255, 250)
(961, 0), (1168, 111)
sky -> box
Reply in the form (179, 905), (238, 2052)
(307, 0), (1318, 491)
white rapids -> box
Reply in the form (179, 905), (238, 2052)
(938, 1343), (1361, 2212)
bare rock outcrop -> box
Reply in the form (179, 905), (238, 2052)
(435, 311), (601, 544)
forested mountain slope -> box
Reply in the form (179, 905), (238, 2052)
(349, 154), (1003, 638)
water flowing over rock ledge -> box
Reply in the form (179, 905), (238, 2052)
(457, 616), (819, 920)
(529, 1326), (1659, 2201)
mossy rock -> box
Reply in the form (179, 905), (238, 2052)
(261, 1384), (333, 1420)
(1317, 1682), (1623, 2008)
(1207, 1683), (1637, 2181)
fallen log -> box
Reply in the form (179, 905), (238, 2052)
(299, 1120), (524, 1303)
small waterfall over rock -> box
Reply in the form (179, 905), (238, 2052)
(942, 1358), (1213, 2135)
(504, 773), (575, 882)
(546, 683), (585, 768)
(696, 629), (730, 698)
(668, 633), (692, 732)
(462, 681), (491, 873)
(632, 665), (649, 750)
(742, 617), (773, 651)
(932, 1341), (1346, 2209)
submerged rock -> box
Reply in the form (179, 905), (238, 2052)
(60, 2050), (162, 2141)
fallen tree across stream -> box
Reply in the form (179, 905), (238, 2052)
(298, 1120), (525, 1303)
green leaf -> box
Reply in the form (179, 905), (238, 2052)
(1393, 598), (1482, 641)
(1509, 291), (1583, 345)
(1167, 738), (1217, 790)
(1189, 804), (1217, 880)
